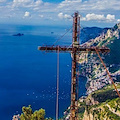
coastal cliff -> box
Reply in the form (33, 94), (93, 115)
(82, 84), (120, 120)
(79, 22), (120, 95)
(63, 22), (120, 120)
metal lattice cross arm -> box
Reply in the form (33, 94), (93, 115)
(38, 46), (110, 53)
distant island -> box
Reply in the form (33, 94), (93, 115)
(13, 33), (24, 36)
(51, 32), (54, 34)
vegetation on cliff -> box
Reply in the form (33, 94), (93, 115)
(20, 105), (52, 120)
(83, 84), (120, 120)
(63, 84), (120, 120)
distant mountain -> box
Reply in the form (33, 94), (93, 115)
(80, 27), (109, 43)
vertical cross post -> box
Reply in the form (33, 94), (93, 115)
(70, 12), (80, 120)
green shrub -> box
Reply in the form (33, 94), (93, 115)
(20, 105), (52, 120)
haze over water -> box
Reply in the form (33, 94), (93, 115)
(0, 25), (87, 120)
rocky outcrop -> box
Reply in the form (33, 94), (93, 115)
(12, 114), (20, 120)
(63, 83), (120, 120)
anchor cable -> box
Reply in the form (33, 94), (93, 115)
(53, 27), (72, 46)
(56, 46), (59, 120)
(95, 48), (120, 98)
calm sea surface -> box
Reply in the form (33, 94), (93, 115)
(0, 25), (87, 120)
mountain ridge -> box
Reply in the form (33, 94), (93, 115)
(80, 27), (109, 44)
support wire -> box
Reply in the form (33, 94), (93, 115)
(56, 46), (59, 120)
(52, 27), (72, 46)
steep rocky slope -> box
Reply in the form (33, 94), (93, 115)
(63, 84), (120, 120)
(79, 22), (120, 95)
(82, 84), (120, 120)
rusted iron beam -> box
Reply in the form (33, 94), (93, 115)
(38, 46), (110, 53)
(70, 12), (79, 120)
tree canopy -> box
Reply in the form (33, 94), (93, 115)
(20, 105), (52, 120)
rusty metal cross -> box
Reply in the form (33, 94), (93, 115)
(38, 12), (110, 120)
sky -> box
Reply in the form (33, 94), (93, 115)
(0, 0), (120, 27)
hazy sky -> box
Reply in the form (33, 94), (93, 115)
(0, 0), (120, 27)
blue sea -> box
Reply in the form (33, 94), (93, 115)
(0, 24), (87, 120)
